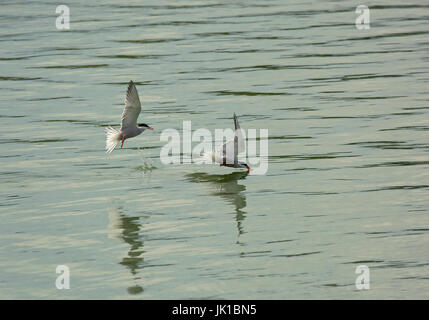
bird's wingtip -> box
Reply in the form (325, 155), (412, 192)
(233, 113), (240, 130)
(127, 80), (135, 94)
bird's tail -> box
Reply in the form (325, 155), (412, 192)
(105, 127), (121, 153)
(193, 151), (216, 165)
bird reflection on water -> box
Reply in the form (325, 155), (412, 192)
(107, 171), (248, 294)
(108, 206), (145, 295)
(185, 171), (249, 240)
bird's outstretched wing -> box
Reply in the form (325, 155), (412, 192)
(121, 80), (141, 129)
(217, 113), (245, 165)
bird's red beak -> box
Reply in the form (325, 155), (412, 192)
(147, 126), (153, 130)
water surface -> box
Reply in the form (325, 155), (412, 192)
(0, 0), (429, 299)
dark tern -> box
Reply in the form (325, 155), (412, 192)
(105, 80), (153, 153)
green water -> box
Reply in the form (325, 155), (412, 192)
(1, 0), (428, 299)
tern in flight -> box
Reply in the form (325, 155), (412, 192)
(105, 81), (153, 153)
(201, 113), (250, 172)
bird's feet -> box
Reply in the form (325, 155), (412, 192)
(121, 136), (124, 148)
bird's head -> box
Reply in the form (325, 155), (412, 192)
(238, 162), (251, 172)
(138, 123), (153, 130)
